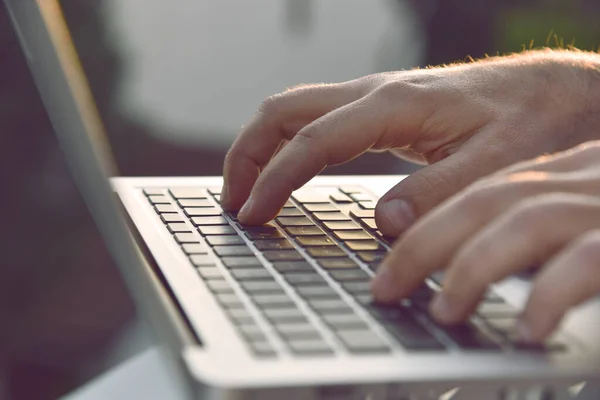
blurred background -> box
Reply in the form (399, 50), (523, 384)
(0, 0), (598, 398)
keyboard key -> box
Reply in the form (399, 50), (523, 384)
(271, 261), (314, 273)
(230, 268), (273, 280)
(224, 308), (255, 325)
(208, 187), (221, 195)
(277, 217), (314, 226)
(178, 199), (212, 208)
(198, 225), (237, 236)
(174, 232), (199, 243)
(359, 219), (378, 230)
(295, 285), (339, 298)
(213, 195), (221, 203)
(191, 254), (216, 267)
(237, 324), (267, 341)
(143, 188), (164, 196)
(341, 281), (372, 294)
(205, 235), (246, 246)
(336, 330), (391, 354)
(249, 340), (277, 358)
(296, 236), (336, 247)
(275, 323), (321, 339)
(322, 314), (369, 330)
(212, 246), (253, 257)
(170, 188), (206, 199)
(285, 272), (326, 286)
(251, 294), (295, 308)
(285, 226), (325, 236)
(183, 208), (222, 217)
(221, 256), (262, 268)
(167, 223), (192, 233)
(253, 239), (295, 250)
(278, 207), (305, 217)
(356, 251), (387, 264)
(240, 280), (283, 293)
(283, 200), (296, 208)
(148, 195), (171, 204)
(441, 322), (501, 350)
(330, 192), (352, 203)
(329, 269), (370, 281)
(244, 224), (284, 240)
(263, 308), (308, 323)
(155, 204), (177, 213)
(353, 293), (375, 305)
(349, 208), (375, 219)
(205, 279), (232, 293)
(312, 212), (351, 221)
(368, 305), (445, 350)
(308, 299), (352, 313)
(161, 213), (185, 223)
(287, 339), (333, 355)
(477, 302), (519, 318)
(292, 190), (330, 203)
(306, 247), (347, 258)
(332, 230), (372, 241)
(181, 243), (209, 254)
(339, 186), (364, 195)
(349, 193), (373, 202)
(359, 201), (376, 210)
(318, 258), (360, 269)
(304, 203), (339, 212)
(191, 216), (229, 226)
(262, 250), (305, 262)
(345, 240), (384, 251)
(197, 266), (223, 279)
(323, 221), (361, 231)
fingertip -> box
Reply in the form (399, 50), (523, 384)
(429, 293), (464, 324)
(375, 198), (416, 237)
(370, 264), (402, 302)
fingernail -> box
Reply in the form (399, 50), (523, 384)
(516, 319), (534, 342)
(379, 199), (415, 234)
(430, 293), (457, 322)
(371, 264), (397, 301)
(238, 195), (254, 220)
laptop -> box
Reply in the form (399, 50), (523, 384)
(5, 1), (600, 399)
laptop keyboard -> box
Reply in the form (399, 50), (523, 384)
(143, 186), (565, 359)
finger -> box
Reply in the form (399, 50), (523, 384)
(222, 82), (364, 210)
(519, 229), (600, 342)
(237, 92), (390, 224)
(374, 132), (511, 237)
(492, 141), (600, 178)
(372, 172), (590, 303)
(430, 193), (600, 324)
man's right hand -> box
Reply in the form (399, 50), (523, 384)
(221, 49), (600, 236)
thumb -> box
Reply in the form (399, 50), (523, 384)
(375, 145), (505, 237)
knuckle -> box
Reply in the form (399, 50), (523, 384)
(257, 93), (285, 116)
(373, 80), (422, 101)
(457, 179), (505, 213)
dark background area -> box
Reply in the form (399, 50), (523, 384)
(0, 0), (598, 398)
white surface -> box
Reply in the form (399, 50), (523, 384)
(103, 0), (423, 148)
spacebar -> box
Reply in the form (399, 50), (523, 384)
(368, 306), (445, 350)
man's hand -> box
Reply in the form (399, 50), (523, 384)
(372, 141), (600, 342)
(222, 49), (600, 234)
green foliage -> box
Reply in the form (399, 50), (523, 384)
(495, 7), (600, 53)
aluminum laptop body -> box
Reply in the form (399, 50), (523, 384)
(5, 1), (600, 399)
